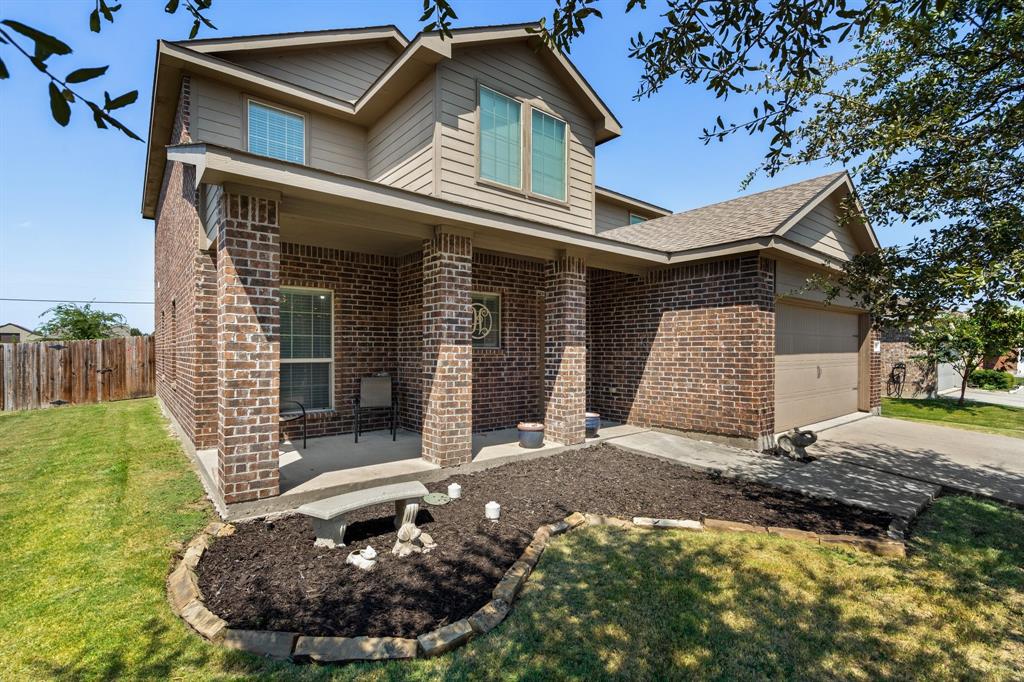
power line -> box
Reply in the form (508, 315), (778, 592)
(0, 298), (154, 305)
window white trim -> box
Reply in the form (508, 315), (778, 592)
(628, 212), (647, 225)
(527, 106), (569, 204)
(476, 84), (524, 191)
(280, 285), (334, 413)
(245, 97), (308, 165)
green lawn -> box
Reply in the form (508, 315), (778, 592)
(882, 397), (1024, 439)
(2, 399), (1023, 680)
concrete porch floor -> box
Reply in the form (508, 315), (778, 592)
(196, 421), (646, 519)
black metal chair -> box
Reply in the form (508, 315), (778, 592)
(354, 375), (397, 443)
(280, 399), (307, 449)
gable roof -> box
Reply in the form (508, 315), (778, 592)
(599, 171), (878, 255)
(1, 322), (36, 334)
(177, 25), (408, 54)
(142, 22), (620, 218)
(595, 186), (672, 217)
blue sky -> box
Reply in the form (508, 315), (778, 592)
(0, 0), (920, 332)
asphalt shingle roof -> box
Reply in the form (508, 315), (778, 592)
(600, 172), (847, 253)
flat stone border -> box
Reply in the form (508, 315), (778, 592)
(168, 511), (907, 663)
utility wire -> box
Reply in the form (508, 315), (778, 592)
(0, 298), (154, 305)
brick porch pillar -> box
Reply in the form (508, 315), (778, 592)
(216, 191), (281, 504)
(544, 251), (586, 444)
(421, 227), (473, 466)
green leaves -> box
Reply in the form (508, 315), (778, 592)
(48, 81), (70, 126)
(65, 65), (108, 83)
(421, 0), (458, 38)
(103, 89), (137, 111)
(2, 19), (71, 67)
(89, 0), (122, 33)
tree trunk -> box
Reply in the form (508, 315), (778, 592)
(958, 371), (969, 406)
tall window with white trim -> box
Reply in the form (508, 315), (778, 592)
(248, 101), (305, 164)
(530, 109), (567, 201)
(280, 288), (332, 411)
(478, 86), (522, 188)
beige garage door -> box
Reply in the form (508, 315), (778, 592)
(775, 303), (860, 431)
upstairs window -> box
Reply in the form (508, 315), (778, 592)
(629, 213), (647, 225)
(281, 288), (332, 411)
(478, 86), (522, 188)
(531, 109), (567, 201)
(248, 101), (305, 164)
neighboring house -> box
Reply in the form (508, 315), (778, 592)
(144, 23), (882, 509)
(0, 323), (40, 344)
(880, 328), (958, 398)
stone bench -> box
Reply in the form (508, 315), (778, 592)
(297, 481), (429, 549)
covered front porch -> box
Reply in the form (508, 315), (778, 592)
(187, 166), (658, 512)
(195, 421), (645, 518)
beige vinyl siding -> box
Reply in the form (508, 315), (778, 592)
(200, 183), (223, 241)
(367, 73), (434, 193)
(436, 44), (596, 233)
(784, 198), (860, 262)
(225, 43), (398, 102)
(189, 75), (367, 178)
(594, 199), (657, 232)
(776, 259), (858, 309)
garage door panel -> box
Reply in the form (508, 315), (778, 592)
(775, 303), (860, 431)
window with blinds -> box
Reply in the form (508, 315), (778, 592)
(280, 288), (332, 411)
(247, 101), (305, 164)
(478, 86), (522, 188)
(530, 109), (567, 201)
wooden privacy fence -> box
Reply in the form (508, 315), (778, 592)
(1, 336), (155, 411)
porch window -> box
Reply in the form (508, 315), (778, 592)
(478, 86), (522, 188)
(248, 101), (305, 164)
(530, 109), (567, 201)
(281, 288), (332, 411)
(471, 292), (501, 349)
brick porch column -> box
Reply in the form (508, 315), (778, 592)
(216, 191), (281, 503)
(544, 251), (586, 444)
(421, 227), (473, 466)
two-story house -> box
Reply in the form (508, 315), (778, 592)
(143, 23), (881, 515)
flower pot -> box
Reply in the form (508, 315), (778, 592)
(517, 422), (544, 448)
(585, 412), (601, 438)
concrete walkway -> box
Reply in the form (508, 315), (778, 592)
(811, 416), (1024, 507)
(610, 429), (940, 518)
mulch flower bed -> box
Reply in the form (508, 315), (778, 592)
(196, 444), (891, 638)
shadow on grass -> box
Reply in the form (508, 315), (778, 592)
(438, 496), (1024, 681)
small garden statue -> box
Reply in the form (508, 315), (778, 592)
(346, 546), (378, 571)
(392, 522), (437, 558)
(776, 428), (817, 461)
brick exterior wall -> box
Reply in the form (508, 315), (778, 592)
(869, 326), (882, 412)
(154, 74), (219, 449)
(472, 252), (546, 431)
(397, 252), (424, 432)
(216, 192), (281, 503)
(420, 230), (474, 466)
(544, 253), (587, 445)
(881, 329), (937, 398)
(278, 243), (399, 439)
(587, 255), (776, 444)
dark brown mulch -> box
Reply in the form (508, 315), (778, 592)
(196, 444), (891, 637)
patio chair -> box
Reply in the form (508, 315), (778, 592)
(354, 375), (397, 443)
(280, 399), (307, 449)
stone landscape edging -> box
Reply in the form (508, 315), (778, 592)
(167, 511), (907, 663)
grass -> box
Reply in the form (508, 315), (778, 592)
(2, 399), (1023, 680)
(882, 397), (1024, 439)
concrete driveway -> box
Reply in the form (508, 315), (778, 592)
(961, 388), (1024, 409)
(810, 416), (1024, 506)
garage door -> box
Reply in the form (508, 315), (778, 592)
(775, 303), (860, 431)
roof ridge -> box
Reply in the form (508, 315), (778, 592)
(670, 171), (847, 218)
(175, 24), (407, 46)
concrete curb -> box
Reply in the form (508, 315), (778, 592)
(167, 510), (907, 664)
